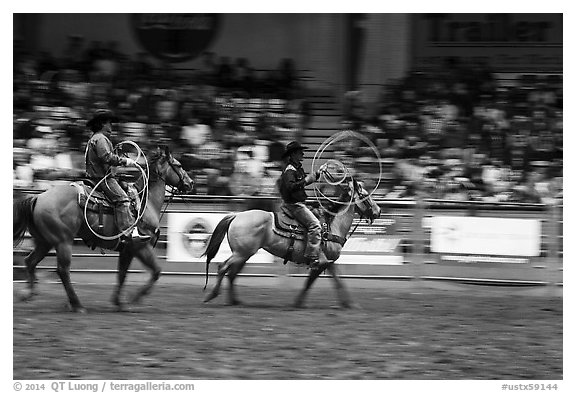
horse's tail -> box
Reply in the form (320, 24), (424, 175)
(202, 214), (236, 290)
(13, 195), (38, 247)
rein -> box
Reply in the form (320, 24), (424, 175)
(347, 214), (363, 241)
(323, 179), (366, 244)
(148, 158), (185, 248)
(157, 188), (175, 233)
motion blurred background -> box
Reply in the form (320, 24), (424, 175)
(13, 13), (562, 203)
(13, 13), (563, 288)
(12, 14), (564, 381)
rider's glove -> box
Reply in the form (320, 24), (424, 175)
(124, 158), (138, 167)
(315, 163), (328, 180)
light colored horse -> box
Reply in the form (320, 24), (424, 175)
(203, 178), (381, 308)
(13, 147), (194, 312)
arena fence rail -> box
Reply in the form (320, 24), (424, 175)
(13, 192), (563, 296)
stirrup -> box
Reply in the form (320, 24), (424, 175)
(305, 255), (320, 268)
(131, 228), (150, 241)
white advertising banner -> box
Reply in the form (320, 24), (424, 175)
(338, 237), (404, 265)
(337, 254), (405, 265)
(431, 216), (541, 257)
(167, 213), (273, 263)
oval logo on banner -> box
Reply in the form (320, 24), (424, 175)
(131, 14), (221, 62)
(181, 217), (214, 258)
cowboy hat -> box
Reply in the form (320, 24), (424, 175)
(86, 109), (118, 128)
(282, 141), (307, 158)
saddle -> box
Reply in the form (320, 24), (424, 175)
(71, 180), (114, 215)
(272, 204), (346, 265)
(70, 180), (141, 236)
(71, 180), (140, 213)
(273, 205), (308, 241)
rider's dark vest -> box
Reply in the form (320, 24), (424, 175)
(278, 163), (308, 203)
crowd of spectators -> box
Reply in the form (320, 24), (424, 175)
(339, 58), (563, 205)
(13, 40), (310, 197)
(13, 41), (562, 205)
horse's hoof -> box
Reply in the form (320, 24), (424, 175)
(128, 293), (144, 305)
(64, 302), (87, 313)
(72, 306), (88, 314)
(342, 302), (362, 310)
(203, 292), (218, 303)
(292, 301), (306, 309)
(19, 292), (35, 302)
(112, 300), (129, 312)
(228, 300), (243, 306)
(115, 304), (131, 312)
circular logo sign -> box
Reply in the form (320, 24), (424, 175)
(180, 217), (214, 258)
(131, 14), (221, 63)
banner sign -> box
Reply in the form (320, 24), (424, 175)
(431, 216), (541, 257)
(167, 214), (404, 265)
(167, 213), (273, 263)
(439, 255), (529, 264)
(336, 217), (404, 265)
(131, 14), (221, 62)
(411, 14), (562, 72)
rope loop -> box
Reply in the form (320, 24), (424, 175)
(83, 141), (149, 240)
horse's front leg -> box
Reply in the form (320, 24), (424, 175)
(326, 263), (360, 309)
(293, 262), (329, 308)
(111, 248), (133, 310)
(55, 243), (86, 313)
(129, 244), (161, 304)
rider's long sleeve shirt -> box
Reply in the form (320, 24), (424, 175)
(85, 132), (128, 179)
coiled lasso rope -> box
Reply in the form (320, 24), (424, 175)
(83, 141), (150, 241)
(310, 130), (383, 216)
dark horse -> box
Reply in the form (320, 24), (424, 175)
(203, 178), (381, 308)
(13, 147), (194, 312)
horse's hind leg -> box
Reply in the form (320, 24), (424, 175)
(20, 242), (51, 301)
(55, 242), (86, 313)
(204, 253), (249, 304)
(111, 248), (134, 309)
(204, 257), (232, 303)
(130, 244), (161, 304)
(226, 259), (248, 306)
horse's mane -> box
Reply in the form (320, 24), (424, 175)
(317, 188), (352, 224)
(147, 149), (165, 166)
(131, 150), (166, 188)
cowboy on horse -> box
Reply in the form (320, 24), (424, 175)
(277, 141), (327, 267)
(84, 109), (150, 242)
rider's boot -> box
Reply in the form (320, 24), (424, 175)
(116, 202), (150, 242)
(303, 229), (322, 269)
(130, 227), (150, 241)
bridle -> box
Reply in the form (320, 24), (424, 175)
(149, 154), (191, 238)
(351, 179), (373, 219)
(150, 155), (187, 194)
(346, 179), (368, 240)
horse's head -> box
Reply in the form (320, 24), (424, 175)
(151, 146), (194, 194)
(343, 177), (381, 223)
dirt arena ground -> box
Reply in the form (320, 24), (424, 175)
(13, 278), (562, 380)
